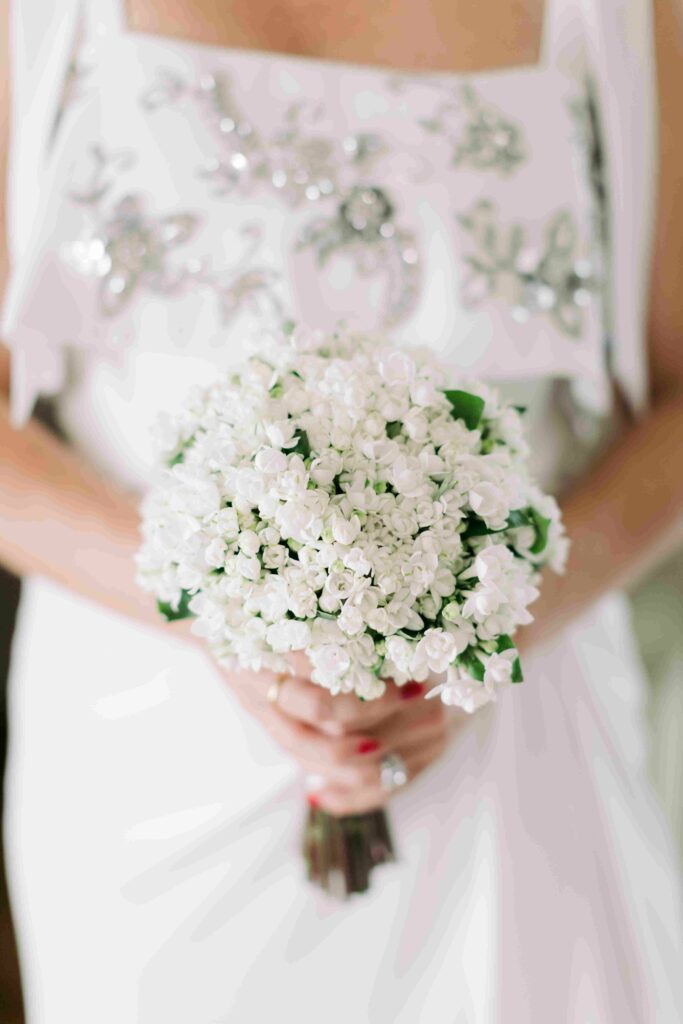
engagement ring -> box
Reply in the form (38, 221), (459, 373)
(380, 752), (408, 792)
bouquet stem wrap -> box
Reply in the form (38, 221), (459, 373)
(303, 806), (396, 898)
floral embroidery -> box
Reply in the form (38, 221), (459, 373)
(298, 186), (420, 326)
(195, 73), (387, 205)
(568, 75), (611, 355)
(390, 78), (527, 176)
(456, 200), (597, 336)
(61, 145), (284, 326)
(421, 84), (526, 175)
(139, 69), (421, 328)
(569, 77), (609, 258)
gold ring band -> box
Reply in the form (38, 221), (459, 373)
(266, 673), (287, 706)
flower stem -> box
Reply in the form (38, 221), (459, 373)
(302, 805), (396, 898)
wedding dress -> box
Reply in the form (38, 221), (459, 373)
(2, 0), (683, 1020)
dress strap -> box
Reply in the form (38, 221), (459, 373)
(576, 0), (657, 415)
(539, 0), (587, 72)
(81, 0), (127, 37)
(4, 0), (82, 266)
(538, 0), (560, 66)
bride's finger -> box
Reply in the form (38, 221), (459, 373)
(370, 702), (463, 752)
(309, 709), (460, 789)
(328, 680), (428, 732)
(311, 735), (451, 816)
(260, 671), (338, 727)
(260, 701), (376, 771)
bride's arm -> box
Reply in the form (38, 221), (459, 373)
(0, 17), (143, 626)
(0, 364), (164, 627)
(520, 0), (683, 652)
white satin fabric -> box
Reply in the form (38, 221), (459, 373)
(2, 1), (682, 1021)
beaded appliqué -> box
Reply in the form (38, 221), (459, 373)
(140, 69), (422, 328)
(456, 200), (597, 336)
(60, 145), (284, 327)
(568, 76), (610, 328)
(390, 78), (527, 176)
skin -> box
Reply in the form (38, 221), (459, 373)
(1, 2), (683, 816)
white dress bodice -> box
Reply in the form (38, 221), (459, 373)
(2, 0), (622, 495)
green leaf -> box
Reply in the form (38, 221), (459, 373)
(444, 390), (485, 430)
(157, 589), (194, 622)
(495, 634), (524, 682)
(529, 508), (551, 555)
(386, 420), (402, 439)
(282, 319), (296, 336)
(513, 405), (528, 415)
(506, 509), (532, 530)
(505, 507), (551, 556)
(459, 647), (485, 682)
(461, 517), (506, 542)
(292, 429), (311, 459)
(168, 436), (195, 467)
(461, 517), (490, 540)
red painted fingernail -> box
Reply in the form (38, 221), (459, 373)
(400, 681), (424, 700)
(357, 738), (380, 755)
(307, 793), (320, 808)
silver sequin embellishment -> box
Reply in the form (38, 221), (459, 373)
(140, 69), (421, 327)
(419, 83), (527, 175)
(297, 186), (420, 327)
(61, 145), (284, 326)
(457, 200), (598, 336)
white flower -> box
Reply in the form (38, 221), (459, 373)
(338, 603), (364, 636)
(255, 447), (289, 474)
(343, 546), (372, 576)
(331, 515), (361, 546)
(309, 643), (351, 683)
(262, 545), (288, 570)
(483, 650), (517, 688)
(377, 348), (415, 383)
(266, 419), (297, 448)
(468, 481), (511, 530)
(138, 325), (564, 706)
(259, 579), (289, 622)
(310, 449), (343, 487)
(441, 606), (476, 653)
(266, 620), (311, 652)
(205, 537), (227, 569)
(414, 628), (458, 674)
(238, 530), (261, 556)
(439, 667), (497, 713)
(385, 635), (415, 675)
(235, 553), (261, 581)
(277, 501), (323, 543)
(390, 455), (429, 498)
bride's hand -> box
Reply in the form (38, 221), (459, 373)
(306, 696), (466, 816)
(220, 652), (467, 816)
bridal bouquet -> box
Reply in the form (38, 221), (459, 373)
(136, 323), (567, 896)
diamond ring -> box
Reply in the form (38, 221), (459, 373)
(380, 752), (408, 792)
